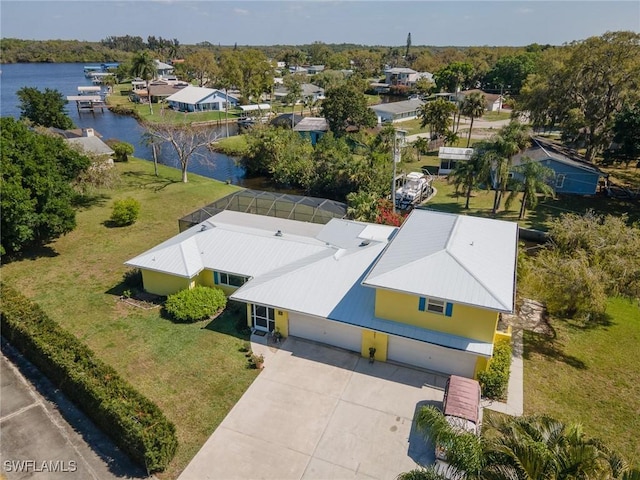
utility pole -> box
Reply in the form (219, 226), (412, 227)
(392, 131), (397, 214)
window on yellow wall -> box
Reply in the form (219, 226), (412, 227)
(216, 272), (247, 287)
(418, 297), (453, 316)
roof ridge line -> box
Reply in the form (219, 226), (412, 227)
(446, 248), (511, 311)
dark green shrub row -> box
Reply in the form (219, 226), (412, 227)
(164, 285), (227, 323)
(478, 339), (512, 400)
(0, 283), (177, 473)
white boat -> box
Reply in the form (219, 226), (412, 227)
(395, 172), (432, 209)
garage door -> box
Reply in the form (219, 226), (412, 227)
(387, 335), (477, 378)
(288, 313), (362, 353)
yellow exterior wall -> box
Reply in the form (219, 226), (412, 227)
(246, 304), (252, 328)
(141, 269), (193, 296)
(361, 330), (388, 361)
(374, 289), (498, 343)
(275, 310), (289, 337)
(197, 270), (214, 288)
(474, 356), (490, 378)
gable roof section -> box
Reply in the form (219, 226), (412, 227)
(166, 86), (228, 105)
(514, 138), (605, 175)
(363, 209), (518, 312)
(370, 98), (424, 115)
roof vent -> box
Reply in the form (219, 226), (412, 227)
(359, 240), (371, 247)
(200, 225), (207, 232)
(275, 230), (283, 237)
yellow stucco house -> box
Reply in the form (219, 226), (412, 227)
(125, 208), (517, 378)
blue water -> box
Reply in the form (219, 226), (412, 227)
(0, 63), (246, 184)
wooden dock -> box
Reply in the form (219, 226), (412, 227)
(66, 95), (107, 113)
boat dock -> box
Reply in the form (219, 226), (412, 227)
(66, 95), (107, 113)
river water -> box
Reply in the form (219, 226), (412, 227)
(0, 62), (247, 184)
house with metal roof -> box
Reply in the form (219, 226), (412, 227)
(510, 137), (606, 195)
(125, 208), (517, 378)
(166, 86), (239, 112)
(370, 98), (425, 124)
(293, 117), (329, 145)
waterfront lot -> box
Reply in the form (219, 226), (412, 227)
(0, 159), (257, 479)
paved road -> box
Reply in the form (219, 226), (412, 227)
(1, 341), (149, 480)
(405, 117), (515, 144)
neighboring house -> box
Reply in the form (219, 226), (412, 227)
(293, 117), (329, 145)
(307, 65), (325, 75)
(125, 208), (517, 379)
(510, 137), (606, 195)
(370, 98), (424, 124)
(155, 60), (174, 78)
(166, 86), (239, 112)
(56, 128), (114, 162)
(131, 81), (190, 104)
(274, 83), (325, 103)
(289, 65), (309, 75)
(438, 147), (474, 175)
(457, 89), (504, 112)
(384, 67), (418, 87)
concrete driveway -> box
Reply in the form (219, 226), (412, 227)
(178, 337), (447, 480)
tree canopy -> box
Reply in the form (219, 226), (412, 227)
(17, 87), (74, 129)
(1, 118), (90, 255)
(321, 84), (377, 136)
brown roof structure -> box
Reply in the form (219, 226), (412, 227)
(443, 375), (481, 423)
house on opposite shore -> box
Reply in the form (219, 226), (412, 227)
(125, 208), (517, 379)
(166, 86), (239, 113)
(510, 137), (606, 195)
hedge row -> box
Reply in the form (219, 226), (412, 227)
(478, 339), (512, 400)
(0, 283), (177, 473)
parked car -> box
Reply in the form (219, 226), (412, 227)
(435, 375), (482, 461)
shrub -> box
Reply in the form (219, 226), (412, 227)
(0, 283), (177, 472)
(164, 286), (227, 323)
(110, 197), (140, 226)
(109, 140), (134, 162)
(478, 339), (512, 400)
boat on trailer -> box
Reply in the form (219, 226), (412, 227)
(395, 171), (433, 209)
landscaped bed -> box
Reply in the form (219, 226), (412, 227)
(1, 159), (259, 479)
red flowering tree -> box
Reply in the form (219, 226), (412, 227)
(375, 199), (407, 227)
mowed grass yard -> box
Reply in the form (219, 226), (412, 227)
(1, 159), (259, 479)
(524, 297), (640, 464)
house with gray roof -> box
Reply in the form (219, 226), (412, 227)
(370, 98), (424, 124)
(125, 208), (517, 378)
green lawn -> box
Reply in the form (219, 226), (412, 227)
(523, 297), (640, 465)
(1, 159), (258, 479)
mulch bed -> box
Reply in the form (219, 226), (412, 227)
(119, 291), (165, 310)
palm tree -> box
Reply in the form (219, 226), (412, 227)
(449, 153), (485, 209)
(491, 121), (531, 214)
(130, 51), (156, 115)
(413, 137), (430, 162)
(415, 407), (634, 480)
(505, 157), (555, 219)
(460, 92), (486, 147)
(396, 467), (447, 480)
(420, 99), (456, 140)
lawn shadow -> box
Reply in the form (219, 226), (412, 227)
(204, 301), (251, 341)
(122, 171), (180, 192)
(523, 330), (587, 370)
(565, 312), (614, 331)
(1, 245), (59, 265)
(72, 193), (111, 210)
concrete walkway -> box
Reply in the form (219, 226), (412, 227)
(481, 329), (524, 416)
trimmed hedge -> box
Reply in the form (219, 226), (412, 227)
(164, 286), (227, 323)
(478, 339), (512, 400)
(0, 283), (177, 473)
(110, 197), (140, 226)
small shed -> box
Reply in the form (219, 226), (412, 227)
(438, 147), (474, 175)
(293, 117), (329, 145)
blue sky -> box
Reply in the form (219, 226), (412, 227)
(1, 1), (638, 46)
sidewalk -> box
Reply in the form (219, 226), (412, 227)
(481, 329), (524, 416)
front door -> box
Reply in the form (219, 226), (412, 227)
(252, 304), (275, 332)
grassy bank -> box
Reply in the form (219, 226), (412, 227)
(523, 297), (640, 464)
(1, 159), (258, 479)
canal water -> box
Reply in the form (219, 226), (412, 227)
(0, 62), (247, 184)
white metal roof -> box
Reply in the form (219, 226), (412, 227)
(370, 98), (424, 115)
(363, 209), (518, 312)
(439, 147), (474, 161)
(166, 86), (222, 105)
(239, 104), (271, 112)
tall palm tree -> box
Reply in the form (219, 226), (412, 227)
(461, 92), (486, 147)
(491, 121), (531, 213)
(420, 99), (456, 140)
(130, 51), (156, 115)
(449, 153), (486, 209)
(505, 157), (555, 219)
